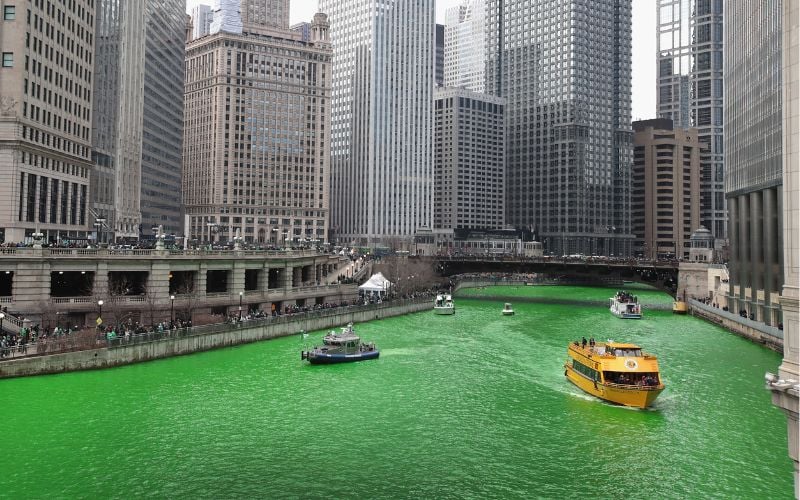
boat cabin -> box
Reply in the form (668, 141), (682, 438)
(600, 342), (642, 357)
(604, 371), (660, 387)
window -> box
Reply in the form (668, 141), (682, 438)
(1, 52), (12, 67)
(3, 6), (14, 20)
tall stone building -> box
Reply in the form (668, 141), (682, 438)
(434, 88), (505, 231)
(657, 0), (726, 241)
(724, 0), (783, 326)
(632, 119), (701, 260)
(486, 0), (634, 256)
(444, 0), (486, 93)
(92, 0), (185, 242)
(183, 10), (332, 246)
(319, 0), (435, 247)
(0, 0), (96, 243)
(770, 0), (798, 493)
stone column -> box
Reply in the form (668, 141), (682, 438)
(283, 265), (293, 289)
(260, 263), (270, 292)
(764, 187), (777, 321)
(293, 266), (302, 287)
(196, 262), (208, 298)
(738, 195), (750, 313)
(750, 191), (763, 320)
(230, 261), (246, 296)
(148, 261), (171, 307)
(728, 197), (739, 308)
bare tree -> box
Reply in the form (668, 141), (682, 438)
(142, 279), (165, 328)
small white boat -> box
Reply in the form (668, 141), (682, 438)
(501, 303), (515, 316)
(610, 291), (642, 319)
(434, 294), (456, 315)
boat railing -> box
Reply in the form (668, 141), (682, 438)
(604, 381), (663, 391)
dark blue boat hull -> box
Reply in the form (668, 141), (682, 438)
(307, 350), (380, 364)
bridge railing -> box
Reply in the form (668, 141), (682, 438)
(0, 247), (336, 259)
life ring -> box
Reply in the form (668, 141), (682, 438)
(625, 358), (638, 370)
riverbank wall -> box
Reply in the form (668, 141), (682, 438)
(688, 299), (784, 353)
(0, 300), (432, 379)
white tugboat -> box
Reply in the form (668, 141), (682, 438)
(501, 303), (515, 316)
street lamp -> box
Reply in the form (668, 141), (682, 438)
(238, 291), (243, 321)
(0, 312), (5, 334)
(97, 299), (104, 328)
(170, 294), (175, 325)
(206, 222), (217, 244)
(95, 218), (106, 244)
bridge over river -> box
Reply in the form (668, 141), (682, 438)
(434, 256), (680, 296)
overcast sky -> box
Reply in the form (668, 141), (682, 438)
(186, 0), (657, 120)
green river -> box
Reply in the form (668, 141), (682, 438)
(0, 285), (793, 498)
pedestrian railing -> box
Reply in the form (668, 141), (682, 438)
(0, 298), (432, 362)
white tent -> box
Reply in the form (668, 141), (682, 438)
(359, 273), (392, 295)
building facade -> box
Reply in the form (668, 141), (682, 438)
(435, 23), (444, 87)
(0, 0), (96, 244)
(632, 119), (701, 260)
(657, 0), (726, 241)
(183, 12), (332, 246)
(772, 0), (798, 493)
(434, 88), (505, 231)
(241, 0), (289, 32)
(319, 0), (435, 248)
(92, 0), (185, 242)
(486, 0), (634, 256)
(291, 22), (311, 42)
(140, 0), (186, 238)
(724, 0), (783, 326)
(444, 0), (486, 93)
(191, 4), (213, 41)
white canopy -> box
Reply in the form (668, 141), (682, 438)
(359, 272), (392, 293)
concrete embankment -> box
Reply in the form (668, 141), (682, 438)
(0, 300), (432, 379)
(688, 299), (784, 352)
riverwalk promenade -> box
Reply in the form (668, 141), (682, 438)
(0, 297), (433, 379)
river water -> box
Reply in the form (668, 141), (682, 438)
(0, 285), (793, 498)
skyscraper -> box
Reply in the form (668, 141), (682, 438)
(242, 0), (289, 32)
(183, 11), (332, 245)
(291, 22), (312, 42)
(444, 0), (486, 92)
(434, 88), (505, 231)
(92, 0), (147, 241)
(92, 0), (186, 242)
(0, 0), (96, 243)
(435, 24), (445, 87)
(657, 0), (726, 241)
(724, 0), (783, 326)
(486, 0), (634, 256)
(632, 119), (701, 260)
(191, 4), (213, 40)
(140, 0), (187, 237)
(319, 0), (435, 247)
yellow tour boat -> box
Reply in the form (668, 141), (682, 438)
(564, 340), (665, 408)
(672, 301), (688, 314)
